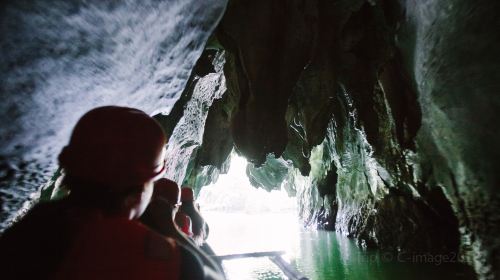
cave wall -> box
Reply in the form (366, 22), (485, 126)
(0, 0), (227, 229)
(186, 0), (499, 278)
(1, 0), (499, 279)
(160, 51), (227, 186)
(405, 1), (500, 277)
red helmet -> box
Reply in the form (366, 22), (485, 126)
(180, 187), (194, 202)
(58, 106), (167, 188)
(154, 178), (180, 205)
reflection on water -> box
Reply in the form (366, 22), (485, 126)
(203, 211), (475, 280)
(203, 212), (296, 280)
(197, 155), (475, 280)
(222, 258), (286, 280)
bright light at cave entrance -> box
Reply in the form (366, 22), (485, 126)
(197, 154), (300, 279)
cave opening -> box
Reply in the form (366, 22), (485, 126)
(190, 153), (475, 280)
(0, 0), (499, 279)
(197, 153), (299, 279)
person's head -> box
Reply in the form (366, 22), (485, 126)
(179, 186), (205, 243)
(181, 187), (201, 213)
(58, 106), (167, 219)
(180, 187), (194, 203)
(152, 178), (182, 215)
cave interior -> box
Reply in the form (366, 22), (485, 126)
(0, 0), (499, 279)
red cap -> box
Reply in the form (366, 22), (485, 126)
(154, 178), (180, 205)
(58, 106), (167, 188)
(180, 187), (194, 202)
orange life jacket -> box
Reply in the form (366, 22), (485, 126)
(176, 212), (193, 237)
(53, 215), (181, 280)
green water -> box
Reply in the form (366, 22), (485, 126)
(289, 230), (475, 280)
(204, 212), (476, 280)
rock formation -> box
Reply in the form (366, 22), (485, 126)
(1, 0), (499, 279)
(182, 1), (500, 278)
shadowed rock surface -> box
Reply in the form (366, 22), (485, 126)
(194, 1), (499, 278)
(1, 0), (499, 279)
(0, 0), (227, 228)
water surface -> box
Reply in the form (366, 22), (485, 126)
(204, 211), (475, 280)
(198, 155), (475, 280)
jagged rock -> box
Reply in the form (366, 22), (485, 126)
(163, 51), (227, 185)
(209, 1), (498, 277)
(183, 161), (229, 196)
(0, 0), (226, 230)
(218, 0), (317, 164)
(155, 50), (219, 138)
(402, 1), (500, 278)
(246, 155), (290, 192)
(195, 83), (235, 169)
(179, 51), (239, 193)
(197, 1), (500, 277)
(1, 0), (499, 278)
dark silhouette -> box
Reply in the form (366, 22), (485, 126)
(179, 187), (220, 259)
(141, 178), (225, 279)
(0, 106), (211, 279)
(179, 187), (208, 246)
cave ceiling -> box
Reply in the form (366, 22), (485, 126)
(1, 0), (500, 278)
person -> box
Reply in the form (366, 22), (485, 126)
(176, 210), (194, 237)
(0, 106), (215, 279)
(179, 187), (219, 259)
(179, 187), (208, 246)
(141, 178), (225, 279)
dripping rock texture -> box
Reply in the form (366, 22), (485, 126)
(0, 0), (227, 229)
(1, 0), (499, 279)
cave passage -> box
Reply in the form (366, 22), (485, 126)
(196, 154), (475, 280)
(198, 154), (299, 279)
(1, 1), (499, 279)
